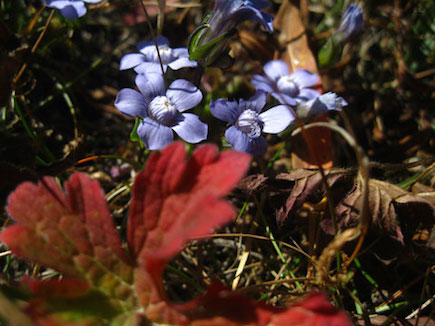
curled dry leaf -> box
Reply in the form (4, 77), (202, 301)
(241, 168), (435, 261)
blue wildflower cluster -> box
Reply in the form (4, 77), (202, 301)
(42, 0), (353, 154)
(23, 0), (343, 154)
(110, 0), (351, 155)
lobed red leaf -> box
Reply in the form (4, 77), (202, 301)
(1, 173), (135, 307)
(129, 142), (251, 307)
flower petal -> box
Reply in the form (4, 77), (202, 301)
(134, 62), (167, 74)
(297, 92), (348, 119)
(60, 3), (86, 19)
(225, 125), (268, 155)
(271, 92), (297, 106)
(298, 88), (321, 102)
(260, 105), (294, 134)
(210, 99), (241, 124)
(264, 60), (289, 81)
(250, 0), (272, 10)
(168, 57), (197, 70)
(135, 73), (165, 101)
(137, 35), (169, 53)
(261, 12), (274, 32)
(114, 88), (147, 118)
(172, 47), (189, 58)
(251, 74), (274, 93)
(120, 53), (146, 70)
(290, 69), (319, 88)
(239, 91), (267, 113)
(137, 117), (173, 150)
(167, 79), (202, 112)
(172, 113), (208, 143)
(44, 0), (75, 9)
(317, 92), (348, 111)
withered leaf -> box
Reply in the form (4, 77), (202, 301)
(241, 168), (434, 261)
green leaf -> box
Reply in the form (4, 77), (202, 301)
(130, 117), (144, 148)
(318, 37), (342, 68)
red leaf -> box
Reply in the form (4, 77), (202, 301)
(22, 277), (90, 299)
(128, 142), (251, 259)
(270, 292), (353, 326)
(1, 173), (136, 307)
(129, 142), (251, 306)
(1, 143), (354, 326)
(147, 283), (352, 326)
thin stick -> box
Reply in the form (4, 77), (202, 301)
(195, 233), (312, 260)
(138, 0), (165, 76)
(12, 8), (55, 87)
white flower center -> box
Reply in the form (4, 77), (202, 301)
(152, 45), (175, 63)
(236, 109), (263, 138)
(277, 76), (299, 97)
(149, 96), (178, 126)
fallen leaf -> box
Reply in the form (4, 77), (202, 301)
(241, 168), (435, 261)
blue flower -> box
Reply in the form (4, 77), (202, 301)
(120, 36), (197, 74)
(296, 92), (348, 120)
(251, 60), (320, 105)
(210, 91), (294, 155)
(43, 0), (102, 19)
(336, 4), (364, 42)
(115, 73), (207, 150)
(207, 0), (273, 38)
(188, 0), (273, 67)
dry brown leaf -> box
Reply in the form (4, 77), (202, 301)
(240, 168), (435, 261)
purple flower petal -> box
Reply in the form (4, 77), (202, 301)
(137, 35), (169, 53)
(114, 88), (147, 118)
(337, 4), (364, 41)
(290, 69), (319, 88)
(251, 74), (274, 93)
(168, 57), (197, 70)
(264, 60), (289, 81)
(134, 62), (167, 74)
(60, 3), (86, 19)
(172, 113), (208, 143)
(249, 0), (271, 10)
(137, 117), (173, 150)
(210, 99), (242, 124)
(44, 0), (101, 18)
(225, 125), (268, 155)
(135, 73), (165, 101)
(120, 53), (146, 70)
(271, 92), (297, 106)
(317, 92), (348, 111)
(204, 0), (273, 46)
(167, 79), (202, 112)
(239, 91), (267, 113)
(261, 12), (274, 32)
(172, 48), (189, 58)
(298, 88), (321, 102)
(297, 92), (348, 119)
(260, 105), (294, 134)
